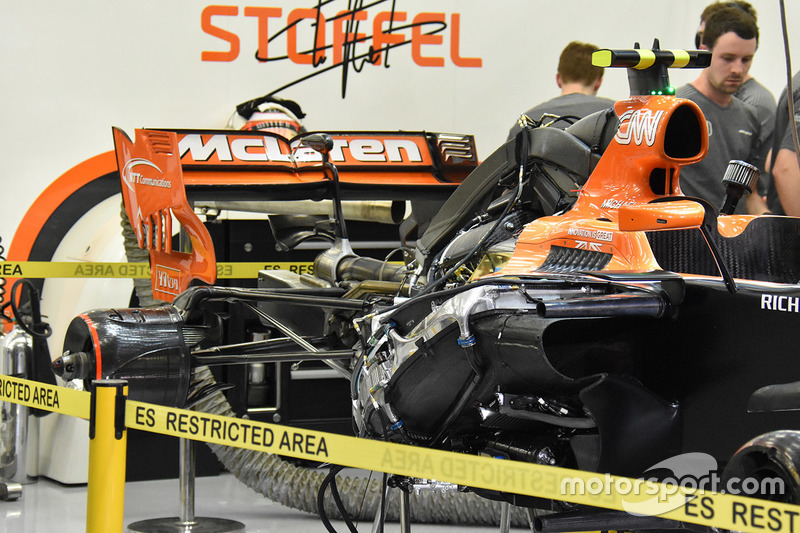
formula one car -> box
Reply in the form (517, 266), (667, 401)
(52, 43), (800, 531)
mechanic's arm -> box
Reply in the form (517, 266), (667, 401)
(746, 176), (770, 214)
(771, 148), (800, 217)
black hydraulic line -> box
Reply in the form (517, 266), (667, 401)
(428, 342), (483, 447)
(429, 372), (482, 447)
(8, 279), (52, 339)
(318, 465), (358, 533)
(330, 472), (358, 533)
(699, 223), (737, 294)
(318, 467), (340, 533)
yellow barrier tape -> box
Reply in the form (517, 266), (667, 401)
(1, 374), (798, 533)
(0, 261), (315, 279)
(0, 374), (90, 419)
(125, 399), (800, 533)
(216, 261), (316, 278)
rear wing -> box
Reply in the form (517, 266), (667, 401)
(113, 127), (478, 301)
(170, 129), (476, 191)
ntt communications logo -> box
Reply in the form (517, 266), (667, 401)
(561, 453), (785, 516)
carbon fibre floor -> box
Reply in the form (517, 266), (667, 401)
(2, 472), (527, 532)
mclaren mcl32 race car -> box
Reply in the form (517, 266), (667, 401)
(48, 44), (800, 531)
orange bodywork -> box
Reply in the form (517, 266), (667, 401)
(716, 215), (757, 238)
(618, 201), (706, 231)
(496, 95), (714, 277)
(113, 128), (217, 302)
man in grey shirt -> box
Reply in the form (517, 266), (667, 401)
(677, 6), (768, 214)
(737, 77), (776, 172)
(766, 71), (800, 215)
(508, 41), (615, 139)
(696, 2), (776, 195)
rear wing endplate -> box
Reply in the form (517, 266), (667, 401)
(113, 128), (217, 302)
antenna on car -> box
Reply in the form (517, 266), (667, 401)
(592, 38), (712, 96)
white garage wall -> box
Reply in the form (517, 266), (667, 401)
(2, 0), (798, 245)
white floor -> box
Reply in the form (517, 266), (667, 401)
(1, 473), (527, 532)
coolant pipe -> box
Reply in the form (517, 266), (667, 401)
(536, 294), (664, 319)
(458, 291), (496, 341)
